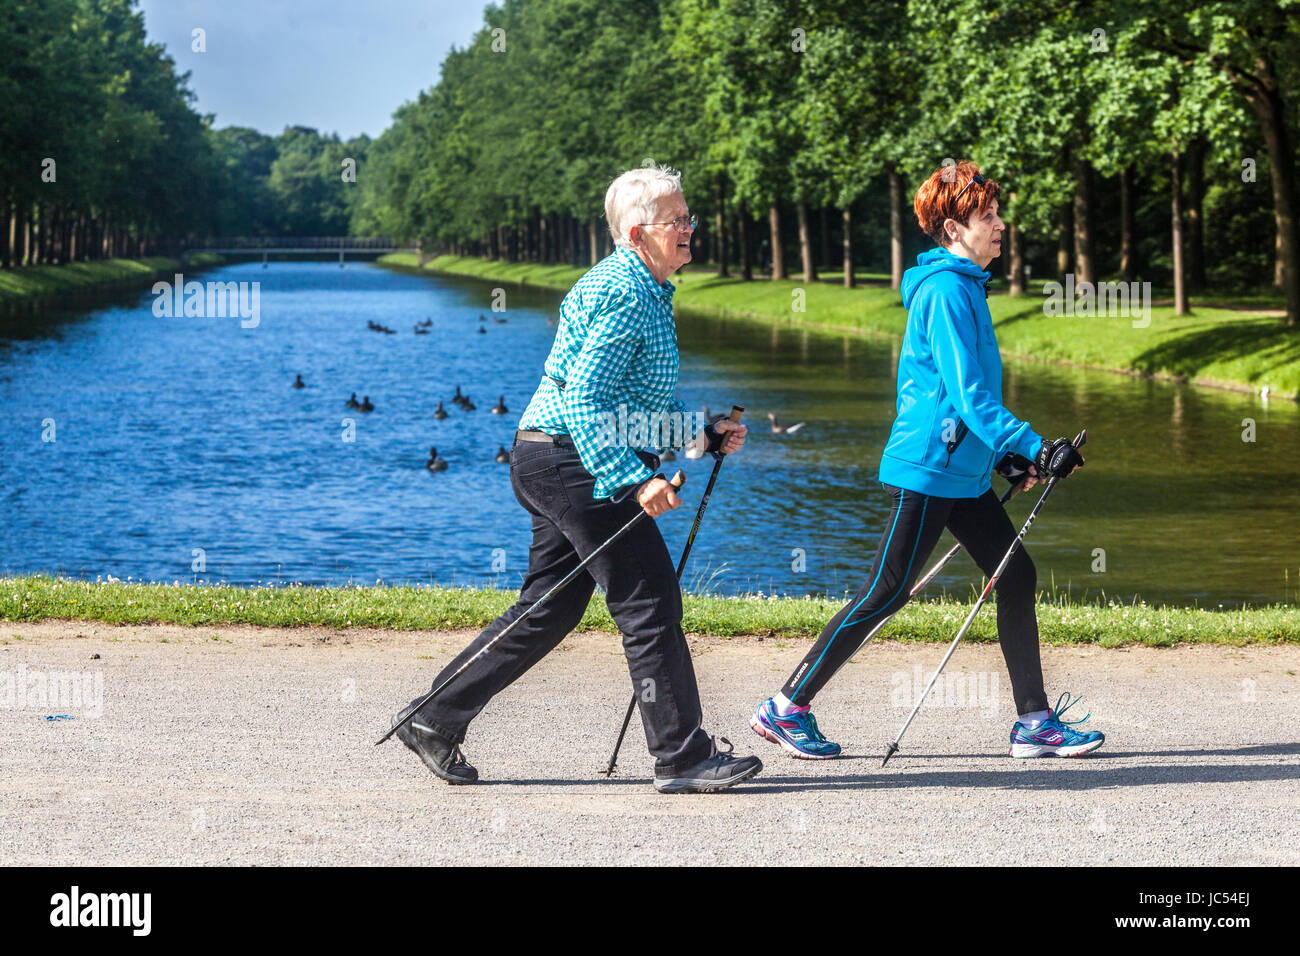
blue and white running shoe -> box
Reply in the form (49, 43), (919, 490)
(1009, 692), (1105, 758)
(750, 697), (842, 759)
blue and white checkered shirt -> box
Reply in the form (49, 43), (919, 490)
(519, 246), (699, 499)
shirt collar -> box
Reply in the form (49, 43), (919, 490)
(616, 246), (676, 301)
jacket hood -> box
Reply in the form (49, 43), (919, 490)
(901, 247), (991, 310)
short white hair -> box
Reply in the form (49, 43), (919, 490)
(605, 164), (683, 249)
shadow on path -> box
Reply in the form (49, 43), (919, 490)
(471, 741), (1300, 792)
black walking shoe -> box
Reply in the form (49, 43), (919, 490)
(653, 737), (762, 794)
(391, 704), (478, 785)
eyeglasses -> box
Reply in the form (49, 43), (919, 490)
(640, 213), (697, 232)
(951, 173), (987, 207)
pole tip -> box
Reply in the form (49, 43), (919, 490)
(881, 742), (899, 768)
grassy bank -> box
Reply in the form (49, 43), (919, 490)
(0, 254), (224, 305)
(3, 576), (1296, 647)
(382, 253), (1299, 400)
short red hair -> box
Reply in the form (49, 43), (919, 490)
(913, 161), (1001, 245)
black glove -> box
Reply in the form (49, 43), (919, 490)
(994, 451), (1033, 484)
(701, 413), (729, 457)
(1035, 437), (1084, 479)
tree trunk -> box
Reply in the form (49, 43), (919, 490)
(842, 206), (854, 288)
(1072, 157), (1094, 287)
(1276, 227), (1285, 288)
(739, 202), (752, 281)
(1243, 73), (1298, 324)
(1056, 201), (1073, 281)
(1184, 139), (1206, 292)
(796, 200), (814, 282)
(819, 207), (831, 273)
(1171, 149), (1188, 316)
(1008, 213), (1025, 295)
(889, 169), (904, 290)
(61, 210), (72, 263)
(2, 198), (11, 269)
(1119, 166), (1136, 283)
(714, 183), (728, 278)
(769, 203), (786, 279)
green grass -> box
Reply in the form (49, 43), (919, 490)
(383, 253), (1300, 399)
(3, 576), (1296, 647)
(0, 254), (224, 304)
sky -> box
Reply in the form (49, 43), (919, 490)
(137, 0), (491, 140)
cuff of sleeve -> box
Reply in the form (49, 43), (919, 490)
(607, 464), (656, 502)
(1015, 429), (1044, 463)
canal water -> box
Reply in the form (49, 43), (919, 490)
(2, 259), (1296, 607)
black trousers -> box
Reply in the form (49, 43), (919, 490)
(412, 437), (714, 774)
(781, 484), (1049, 715)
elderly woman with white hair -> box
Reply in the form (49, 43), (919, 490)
(391, 165), (760, 793)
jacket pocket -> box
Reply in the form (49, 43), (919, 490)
(943, 421), (969, 468)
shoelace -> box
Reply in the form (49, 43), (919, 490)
(1050, 691), (1092, 727)
(802, 711), (830, 742)
(711, 736), (737, 762)
(446, 745), (470, 768)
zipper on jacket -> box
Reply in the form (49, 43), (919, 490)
(944, 421), (969, 468)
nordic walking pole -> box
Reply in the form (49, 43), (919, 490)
(880, 429), (1087, 767)
(375, 470), (687, 746)
(601, 405), (745, 776)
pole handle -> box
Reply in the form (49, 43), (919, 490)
(668, 469), (686, 489)
(712, 405), (745, 460)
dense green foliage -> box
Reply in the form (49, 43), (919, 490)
(357, 0), (1300, 323)
(5, 0), (1298, 324)
(0, 0), (366, 267)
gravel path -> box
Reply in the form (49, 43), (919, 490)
(2, 621), (1296, 865)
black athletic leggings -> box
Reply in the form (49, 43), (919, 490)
(781, 483), (1049, 715)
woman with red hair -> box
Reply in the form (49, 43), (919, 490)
(751, 161), (1104, 761)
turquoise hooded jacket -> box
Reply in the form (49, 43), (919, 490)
(877, 247), (1042, 498)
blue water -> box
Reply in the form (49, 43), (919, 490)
(2, 259), (1297, 607)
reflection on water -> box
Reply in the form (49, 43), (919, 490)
(1, 260), (1297, 607)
